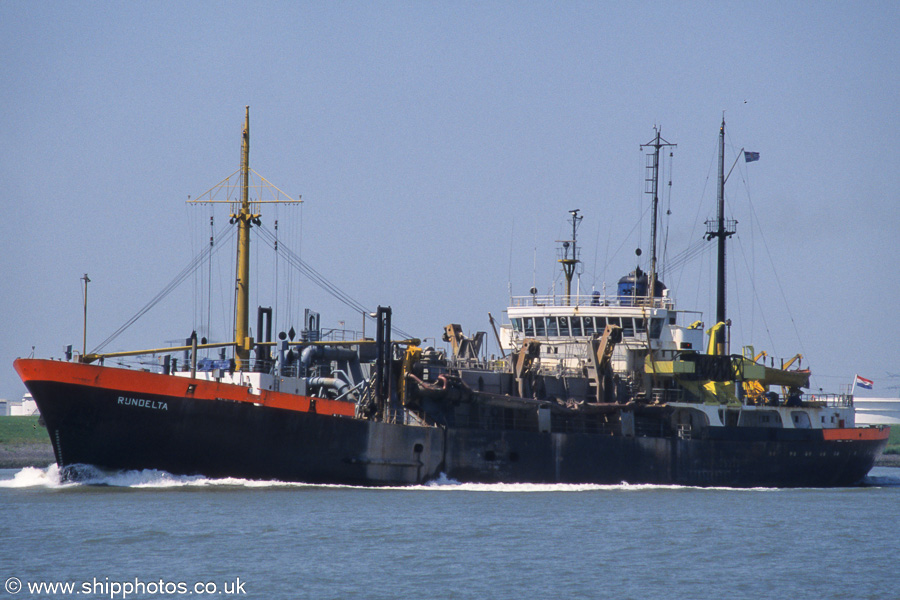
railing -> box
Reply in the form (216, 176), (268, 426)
(801, 393), (853, 408)
(320, 328), (365, 342)
(510, 293), (674, 309)
(651, 388), (684, 404)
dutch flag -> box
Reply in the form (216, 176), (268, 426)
(855, 375), (874, 390)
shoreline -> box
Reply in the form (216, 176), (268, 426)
(3, 440), (899, 470)
(0, 443), (55, 469)
(876, 453), (900, 468)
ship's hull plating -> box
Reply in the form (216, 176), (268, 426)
(17, 360), (888, 488)
(27, 379), (444, 486)
(443, 428), (886, 487)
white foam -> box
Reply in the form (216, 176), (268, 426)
(0, 464), (307, 489)
(127, 472), (309, 489)
(5, 465), (886, 491)
(375, 473), (727, 493)
(385, 472), (778, 492)
(0, 464), (67, 488)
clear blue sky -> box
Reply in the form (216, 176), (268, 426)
(2, 1), (898, 402)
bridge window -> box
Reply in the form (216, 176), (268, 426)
(621, 318), (634, 337)
(650, 318), (663, 339)
(511, 318), (522, 333)
(571, 316), (582, 336)
(535, 317), (546, 337)
(635, 318), (647, 334)
(582, 316), (595, 336)
(559, 317), (570, 337)
(597, 317), (608, 331)
(524, 317), (534, 337)
(546, 317), (558, 336)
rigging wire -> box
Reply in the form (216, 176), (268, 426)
(207, 209), (214, 350)
(187, 199), (198, 334)
(660, 147), (674, 283)
(733, 233), (776, 352)
(254, 224), (415, 340)
(741, 173), (807, 360)
(723, 127), (806, 361)
(601, 205), (652, 276)
(730, 231), (745, 349)
(591, 217), (602, 290)
(673, 134), (719, 297)
(636, 146), (644, 270)
(91, 223), (236, 354)
(218, 225), (234, 348)
(664, 239), (712, 273)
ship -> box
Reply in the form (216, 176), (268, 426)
(15, 110), (890, 487)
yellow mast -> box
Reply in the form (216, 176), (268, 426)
(233, 106), (258, 370)
(179, 107), (300, 372)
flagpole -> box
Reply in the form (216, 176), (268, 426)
(851, 374), (857, 397)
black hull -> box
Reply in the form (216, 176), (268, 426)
(444, 429), (886, 487)
(26, 380), (887, 488)
(29, 380), (444, 486)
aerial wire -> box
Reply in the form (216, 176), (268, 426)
(91, 223), (235, 354)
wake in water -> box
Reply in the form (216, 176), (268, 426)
(861, 467), (900, 487)
(0, 464), (310, 490)
(415, 473), (696, 493)
(0, 465), (697, 492)
(3, 464), (898, 491)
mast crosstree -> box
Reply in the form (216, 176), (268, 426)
(704, 116), (737, 355)
(557, 209), (582, 305)
(188, 106), (302, 370)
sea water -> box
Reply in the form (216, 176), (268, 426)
(2, 466), (899, 600)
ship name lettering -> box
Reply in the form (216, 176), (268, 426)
(117, 396), (169, 411)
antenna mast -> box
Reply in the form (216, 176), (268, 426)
(641, 128), (676, 302)
(705, 115), (737, 355)
(558, 209), (583, 305)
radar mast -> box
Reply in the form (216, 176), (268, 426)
(557, 209), (583, 305)
(641, 128), (676, 304)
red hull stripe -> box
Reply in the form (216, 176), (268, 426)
(14, 358), (356, 417)
(822, 427), (890, 441)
